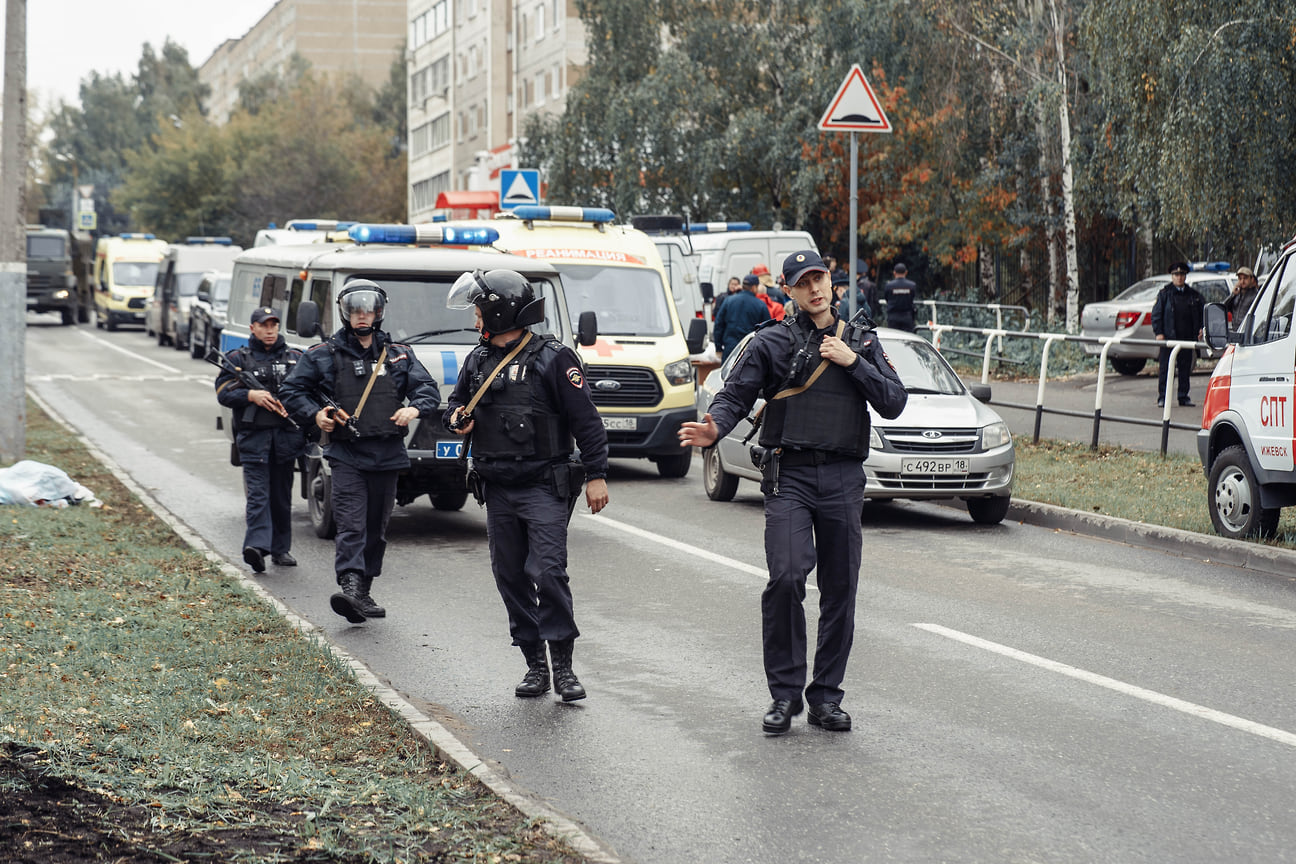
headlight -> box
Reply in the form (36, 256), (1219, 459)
(111, 293), (125, 302)
(870, 426), (884, 450)
(980, 421), (1012, 451)
(52, 289), (69, 300)
(664, 357), (693, 386)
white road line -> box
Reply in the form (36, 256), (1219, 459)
(78, 329), (182, 373)
(913, 622), (1296, 749)
(576, 513), (789, 583)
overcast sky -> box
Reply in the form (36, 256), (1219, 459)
(4, 0), (277, 121)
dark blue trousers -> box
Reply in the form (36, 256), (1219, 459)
(762, 460), (865, 706)
(484, 482), (578, 646)
(241, 457), (295, 556)
(1157, 344), (1193, 403)
(329, 461), (397, 580)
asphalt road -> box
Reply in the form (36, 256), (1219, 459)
(21, 313), (1296, 864)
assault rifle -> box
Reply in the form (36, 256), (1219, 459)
(206, 347), (300, 430)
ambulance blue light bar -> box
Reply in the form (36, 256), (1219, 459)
(119, 233), (156, 240)
(1191, 261), (1231, 272)
(185, 236), (233, 245)
(688, 221), (752, 233)
(347, 223), (500, 245)
(510, 206), (615, 224)
(285, 219), (354, 231)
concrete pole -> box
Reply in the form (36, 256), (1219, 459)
(1, 0), (29, 463)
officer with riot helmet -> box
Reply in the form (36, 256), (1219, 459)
(279, 279), (441, 623)
(678, 249), (907, 735)
(444, 269), (609, 702)
(215, 306), (308, 573)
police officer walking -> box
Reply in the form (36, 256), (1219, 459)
(678, 250), (907, 735)
(444, 269), (609, 702)
(215, 307), (308, 573)
(883, 262), (919, 332)
(279, 280), (441, 623)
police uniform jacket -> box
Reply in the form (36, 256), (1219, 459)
(1151, 284), (1205, 342)
(444, 332), (609, 487)
(705, 310), (908, 455)
(713, 290), (771, 359)
(279, 328), (441, 472)
(215, 336), (307, 464)
(883, 277), (917, 316)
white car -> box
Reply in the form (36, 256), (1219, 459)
(696, 327), (1016, 524)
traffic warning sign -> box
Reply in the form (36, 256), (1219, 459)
(818, 64), (892, 133)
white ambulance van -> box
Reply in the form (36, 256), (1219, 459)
(93, 233), (169, 331)
(444, 206), (709, 477)
(1199, 231), (1296, 538)
(219, 224), (587, 536)
(253, 219), (354, 247)
(687, 223), (819, 296)
(629, 214), (711, 336)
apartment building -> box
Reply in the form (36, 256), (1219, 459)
(200, 0), (407, 124)
(406, 0), (587, 222)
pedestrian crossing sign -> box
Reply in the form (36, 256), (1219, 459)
(818, 64), (892, 133)
(499, 169), (541, 210)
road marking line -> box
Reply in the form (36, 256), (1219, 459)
(913, 622), (1296, 748)
(78, 329), (182, 372)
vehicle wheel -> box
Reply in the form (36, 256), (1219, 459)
(60, 308), (75, 326)
(308, 460), (336, 539)
(1110, 357), (1146, 376)
(105, 315), (117, 332)
(655, 448), (692, 478)
(702, 446), (738, 501)
(967, 495), (1011, 525)
(431, 490), (469, 511)
(1208, 445), (1280, 539)
(157, 327), (167, 346)
(190, 328), (204, 358)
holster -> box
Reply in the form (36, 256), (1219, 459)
(551, 459), (586, 521)
(751, 445), (781, 495)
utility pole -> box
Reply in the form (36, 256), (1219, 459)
(1, 0), (28, 463)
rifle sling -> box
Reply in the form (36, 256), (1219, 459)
(349, 345), (388, 424)
(746, 319), (845, 435)
(461, 331), (534, 420)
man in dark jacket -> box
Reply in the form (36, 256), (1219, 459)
(1151, 261), (1205, 407)
(1225, 266), (1260, 333)
(883, 262), (918, 332)
(215, 307), (307, 573)
(279, 280), (442, 623)
(713, 274), (771, 360)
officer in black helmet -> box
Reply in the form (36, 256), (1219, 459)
(678, 249), (907, 735)
(444, 269), (609, 702)
(280, 279), (442, 623)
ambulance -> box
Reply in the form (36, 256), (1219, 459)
(686, 223), (819, 297)
(92, 233), (169, 331)
(445, 206), (709, 477)
(1199, 231), (1296, 538)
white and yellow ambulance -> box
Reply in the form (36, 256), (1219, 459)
(1200, 231), (1296, 538)
(92, 233), (169, 331)
(448, 206), (709, 477)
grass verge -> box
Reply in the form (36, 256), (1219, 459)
(1, 399), (584, 863)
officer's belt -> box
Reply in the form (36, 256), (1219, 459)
(777, 448), (856, 467)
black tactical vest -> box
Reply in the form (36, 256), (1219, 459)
(332, 347), (403, 438)
(758, 323), (872, 458)
(467, 336), (572, 460)
(238, 346), (298, 430)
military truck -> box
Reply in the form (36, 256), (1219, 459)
(25, 226), (80, 325)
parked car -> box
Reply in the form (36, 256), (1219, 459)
(1080, 262), (1235, 375)
(187, 270), (231, 359)
(695, 327), (1015, 524)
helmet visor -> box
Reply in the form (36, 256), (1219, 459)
(340, 287), (385, 316)
(446, 270), (488, 310)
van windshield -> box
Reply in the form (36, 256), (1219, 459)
(177, 273), (205, 296)
(363, 275), (564, 345)
(27, 236), (65, 258)
(112, 262), (158, 287)
(558, 264), (674, 337)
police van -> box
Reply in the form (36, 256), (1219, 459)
(629, 214), (711, 337)
(219, 224), (588, 536)
(687, 223), (819, 297)
(93, 233), (169, 331)
(1199, 232), (1296, 538)
(444, 206), (708, 477)
(148, 237), (244, 351)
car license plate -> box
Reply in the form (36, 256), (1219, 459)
(902, 458), (969, 475)
(602, 416), (637, 431)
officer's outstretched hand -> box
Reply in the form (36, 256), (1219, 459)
(391, 406), (419, 427)
(586, 478), (609, 515)
(678, 414), (719, 449)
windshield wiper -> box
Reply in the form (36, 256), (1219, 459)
(401, 327), (480, 342)
(904, 386), (948, 394)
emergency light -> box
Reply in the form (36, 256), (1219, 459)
(185, 236), (233, 245)
(347, 223), (500, 246)
(284, 220), (355, 232)
(119, 233), (156, 240)
(1191, 261), (1231, 272)
(510, 206), (615, 224)
(687, 222), (752, 233)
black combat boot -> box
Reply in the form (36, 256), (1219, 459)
(354, 575), (386, 618)
(548, 639), (586, 702)
(330, 571), (367, 624)
(514, 642), (551, 697)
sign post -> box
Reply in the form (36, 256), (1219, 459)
(818, 64), (891, 321)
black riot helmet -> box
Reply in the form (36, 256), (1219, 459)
(337, 279), (387, 337)
(446, 269), (545, 339)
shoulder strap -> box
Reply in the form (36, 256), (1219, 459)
(350, 345), (388, 424)
(463, 331), (534, 419)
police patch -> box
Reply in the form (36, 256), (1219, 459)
(566, 367), (584, 388)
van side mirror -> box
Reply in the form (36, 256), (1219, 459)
(969, 383), (992, 403)
(296, 300), (322, 339)
(1203, 303), (1231, 350)
(577, 310), (598, 346)
(197, 290), (210, 304)
(685, 317), (707, 355)
(700, 282), (714, 302)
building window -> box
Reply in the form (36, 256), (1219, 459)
(411, 1), (450, 50)
(468, 45), (479, 79)
(431, 55), (449, 93)
(535, 73), (546, 106)
(410, 113), (451, 157)
(411, 172), (451, 213)
(535, 4), (545, 40)
(553, 0), (561, 28)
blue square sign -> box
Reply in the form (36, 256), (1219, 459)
(499, 169), (540, 210)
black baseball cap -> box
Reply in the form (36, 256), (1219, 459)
(782, 249), (829, 287)
(250, 307), (280, 324)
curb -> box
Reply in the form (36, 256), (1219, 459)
(27, 389), (623, 864)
